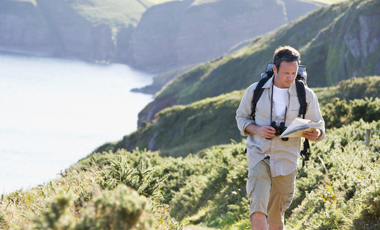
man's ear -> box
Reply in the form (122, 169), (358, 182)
(273, 64), (277, 74)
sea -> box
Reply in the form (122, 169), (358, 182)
(0, 53), (154, 194)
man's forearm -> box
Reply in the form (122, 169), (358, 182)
(245, 123), (259, 135)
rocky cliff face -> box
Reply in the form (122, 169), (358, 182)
(320, 0), (380, 85)
(127, 0), (322, 72)
(0, 0), (116, 62)
(0, 1), (57, 55)
(37, 0), (116, 61)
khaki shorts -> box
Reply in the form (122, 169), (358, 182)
(246, 158), (297, 227)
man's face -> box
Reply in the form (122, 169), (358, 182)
(273, 61), (298, 88)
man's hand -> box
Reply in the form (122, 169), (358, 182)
(302, 128), (321, 141)
(245, 124), (276, 139)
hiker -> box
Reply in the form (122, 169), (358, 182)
(235, 46), (325, 230)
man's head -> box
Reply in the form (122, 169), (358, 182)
(272, 46), (301, 88)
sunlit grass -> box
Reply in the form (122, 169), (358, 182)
(72, 0), (147, 28)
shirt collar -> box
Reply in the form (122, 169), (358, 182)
(262, 76), (298, 96)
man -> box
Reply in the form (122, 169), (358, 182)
(235, 46), (325, 230)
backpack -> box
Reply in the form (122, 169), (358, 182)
(250, 62), (311, 168)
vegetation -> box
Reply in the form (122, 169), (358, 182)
(2, 117), (379, 229)
(95, 89), (245, 157)
(0, 153), (181, 229)
(96, 76), (380, 157)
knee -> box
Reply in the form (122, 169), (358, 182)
(251, 211), (266, 220)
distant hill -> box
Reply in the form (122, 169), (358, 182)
(138, 0), (380, 125)
(126, 0), (323, 72)
(0, 0), (323, 70)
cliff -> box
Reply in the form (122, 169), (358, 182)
(0, 0), (57, 56)
(0, 0), (322, 69)
(127, 0), (323, 72)
(0, 0), (147, 62)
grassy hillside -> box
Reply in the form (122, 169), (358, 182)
(139, 0), (380, 124)
(1, 118), (379, 229)
(96, 76), (380, 157)
(96, 90), (245, 157)
(71, 0), (149, 29)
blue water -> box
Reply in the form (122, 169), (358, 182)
(0, 54), (154, 194)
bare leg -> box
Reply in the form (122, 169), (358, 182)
(250, 212), (267, 230)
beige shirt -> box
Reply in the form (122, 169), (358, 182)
(236, 77), (325, 177)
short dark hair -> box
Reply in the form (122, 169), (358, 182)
(273, 46), (301, 70)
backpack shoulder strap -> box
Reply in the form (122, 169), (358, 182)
(250, 76), (271, 120)
(295, 79), (307, 118)
(295, 79), (311, 168)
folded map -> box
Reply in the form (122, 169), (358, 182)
(279, 117), (323, 138)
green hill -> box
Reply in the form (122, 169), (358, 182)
(96, 76), (380, 157)
(138, 0), (380, 124)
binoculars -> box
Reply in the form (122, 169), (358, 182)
(268, 121), (289, 141)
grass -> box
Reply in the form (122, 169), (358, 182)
(71, 0), (149, 28)
(68, 0), (182, 29)
(0, 151), (181, 229)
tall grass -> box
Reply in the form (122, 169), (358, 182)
(0, 152), (181, 229)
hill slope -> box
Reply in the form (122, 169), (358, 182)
(138, 0), (380, 124)
(96, 76), (380, 157)
(2, 119), (379, 229)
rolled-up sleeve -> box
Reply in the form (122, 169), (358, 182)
(236, 83), (257, 136)
(305, 89), (326, 142)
